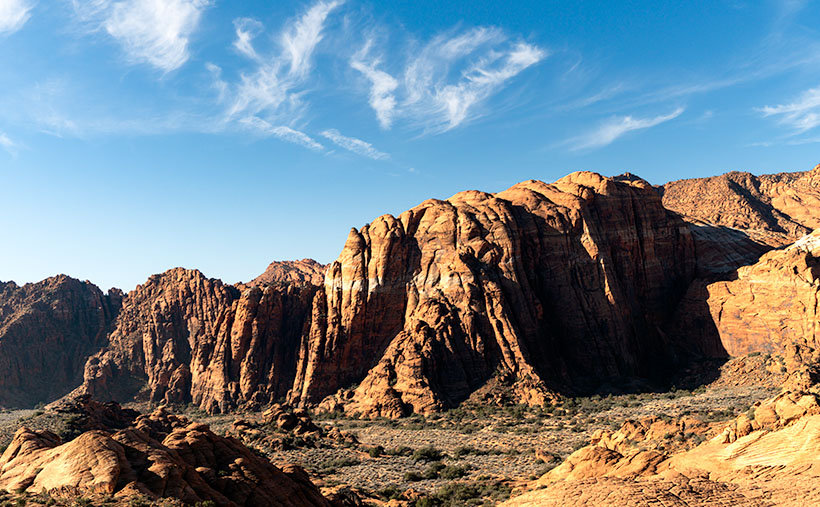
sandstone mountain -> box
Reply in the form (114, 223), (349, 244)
(0, 399), (331, 506)
(250, 259), (326, 287)
(0, 275), (121, 407)
(71, 171), (776, 418)
(291, 172), (720, 417)
(660, 165), (820, 246)
(78, 268), (318, 413)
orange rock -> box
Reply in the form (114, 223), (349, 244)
(0, 406), (331, 506)
(250, 259), (327, 287)
(78, 268), (317, 413)
(661, 166), (820, 246)
(291, 173), (707, 416)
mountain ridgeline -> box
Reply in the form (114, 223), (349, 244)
(5, 166), (820, 416)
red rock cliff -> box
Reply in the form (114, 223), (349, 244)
(79, 268), (316, 413)
(0, 275), (121, 407)
(289, 172), (706, 416)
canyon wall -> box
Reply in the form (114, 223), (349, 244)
(0, 275), (121, 407)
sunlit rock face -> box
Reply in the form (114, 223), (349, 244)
(290, 172), (712, 417)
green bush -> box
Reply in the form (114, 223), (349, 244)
(409, 480), (512, 507)
(439, 465), (468, 479)
(404, 471), (423, 482)
(412, 445), (444, 462)
(386, 445), (413, 456)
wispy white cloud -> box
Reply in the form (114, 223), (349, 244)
(0, 132), (17, 155)
(569, 107), (684, 150)
(217, 0), (342, 137)
(351, 41), (398, 129)
(321, 128), (388, 160)
(72, 0), (209, 72)
(0, 0), (33, 35)
(281, 0), (342, 78)
(352, 27), (546, 132)
(232, 17), (263, 60)
(240, 116), (323, 151)
(759, 86), (820, 133)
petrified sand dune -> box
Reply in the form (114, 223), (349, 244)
(0, 403), (330, 506)
(291, 172), (712, 416)
(71, 170), (798, 418)
(250, 259), (327, 287)
(505, 390), (820, 507)
(672, 229), (820, 373)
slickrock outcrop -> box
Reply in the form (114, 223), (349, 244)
(0, 275), (121, 407)
(79, 268), (317, 413)
(250, 259), (327, 287)
(0, 404), (331, 506)
(660, 165), (820, 246)
(291, 172), (711, 417)
(505, 389), (820, 506)
(676, 230), (820, 362)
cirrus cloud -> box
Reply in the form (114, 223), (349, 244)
(569, 107), (684, 150)
(0, 0), (33, 35)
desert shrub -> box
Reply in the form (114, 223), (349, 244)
(368, 445), (384, 458)
(386, 445), (413, 456)
(412, 445), (444, 462)
(421, 461), (446, 479)
(439, 465), (468, 479)
(376, 486), (405, 501)
(409, 480), (512, 507)
(404, 471), (423, 482)
(318, 456), (360, 473)
(454, 445), (490, 458)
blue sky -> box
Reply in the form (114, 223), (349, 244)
(2, 0), (820, 290)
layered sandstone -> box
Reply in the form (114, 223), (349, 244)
(79, 268), (317, 413)
(505, 389), (820, 506)
(250, 259), (326, 287)
(0, 276), (121, 407)
(72, 169), (819, 419)
(660, 165), (820, 246)
(290, 172), (712, 417)
(673, 230), (820, 365)
(0, 404), (330, 506)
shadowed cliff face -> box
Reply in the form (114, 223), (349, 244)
(290, 172), (718, 417)
(0, 276), (121, 407)
(79, 268), (317, 413)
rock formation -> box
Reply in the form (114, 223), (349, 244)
(250, 259), (327, 287)
(672, 229), (820, 369)
(290, 172), (715, 417)
(0, 403), (331, 506)
(66, 167), (820, 419)
(660, 165), (820, 246)
(79, 268), (317, 413)
(504, 389), (820, 507)
(0, 275), (121, 407)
